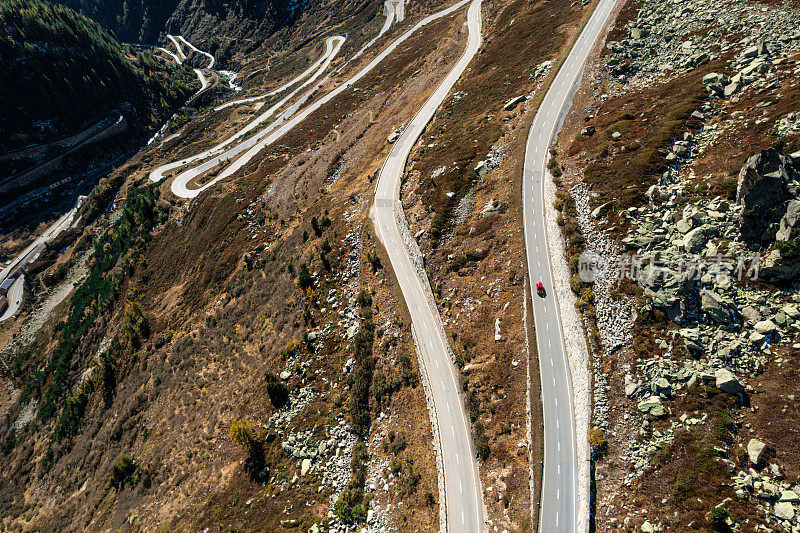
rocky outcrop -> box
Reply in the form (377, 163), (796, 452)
(761, 248), (800, 283)
(701, 289), (736, 324)
(736, 148), (800, 247)
(734, 148), (800, 281)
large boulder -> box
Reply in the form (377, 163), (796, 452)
(774, 501), (795, 521)
(654, 377), (672, 398)
(760, 248), (800, 283)
(639, 266), (692, 322)
(747, 438), (767, 464)
(715, 368), (745, 395)
(753, 319), (777, 335)
(637, 396), (666, 417)
(781, 490), (800, 504)
(702, 72), (729, 97)
(776, 199), (800, 242)
(737, 148), (800, 247)
(683, 224), (716, 253)
(700, 289), (734, 324)
(301, 458), (312, 476)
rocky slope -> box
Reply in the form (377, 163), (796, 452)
(554, 0), (800, 530)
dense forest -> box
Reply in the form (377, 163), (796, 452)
(0, 0), (196, 151)
(55, 0), (181, 43)
(56, 0), (299, 47)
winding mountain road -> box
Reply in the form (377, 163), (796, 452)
(522, 0), (617, 530)
(373, 0), (483, 531)
(177, 35), (215, 68)
(149, 3), (490, 527)
(151, 0), (471, 198)
(150, 35), (345, 197)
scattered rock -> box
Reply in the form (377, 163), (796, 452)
(481, 198), (502, 217)
(774, 501), (795, 521)
(474, 160), (488, 179)
(503, 95), (526, 111)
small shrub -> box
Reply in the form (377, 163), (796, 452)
(334, 488), (367, 523)
(569, 274), (583, 295)
(473, 421), (490, 460)
(297, 263), (313, 289)
(711, 506), (731, 530)
(356, 290), (372, 308)
(229, 419), (264, 468)
(389, 435), (407, 456)
(111, 453), (137, 489)
(673, 471), (696, 503)
(265, 373), (289, 408)
(588, 427), (607, 448)
(367, 251), (382, 272)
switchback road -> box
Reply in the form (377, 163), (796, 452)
(151, 1), (471, 198)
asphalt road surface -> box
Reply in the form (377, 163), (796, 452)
(373, 0), (483, 530)
(0, 203), (79, 321)
(521, 0), (618, 530)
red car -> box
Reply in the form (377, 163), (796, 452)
(536, 282), (545, 297)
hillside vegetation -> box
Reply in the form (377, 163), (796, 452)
(0, 0), (195, 151)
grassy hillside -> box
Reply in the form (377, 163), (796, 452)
(0, 0), (196, 151)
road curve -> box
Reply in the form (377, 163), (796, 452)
(167, 34), (187, 62)
(215, 36), (343, 111)
(373, 0), (483, 531)
(157, 45), (182, 65)
(155, 0), (470, 198)
(522, 0), (618, 531)
(349, 0), (398, 61)
(177, 35), (215, 68)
